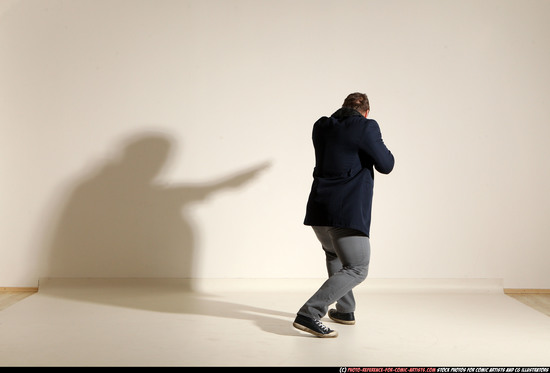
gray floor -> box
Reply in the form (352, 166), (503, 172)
(1, 278), (549, 367)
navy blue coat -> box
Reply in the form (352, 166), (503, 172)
(304, 108), (394, 237)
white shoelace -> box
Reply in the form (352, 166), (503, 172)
(314, 319), (330, 332)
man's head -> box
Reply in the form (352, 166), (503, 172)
(342, 92), (370, 117)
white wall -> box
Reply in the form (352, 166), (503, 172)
(1, 0), (549, 288)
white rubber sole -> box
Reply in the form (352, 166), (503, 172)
(293, 322), (338, 338)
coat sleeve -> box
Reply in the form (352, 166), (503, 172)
(361, 120), (395, 174)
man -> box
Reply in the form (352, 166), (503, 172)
(293, 92), (394, 338)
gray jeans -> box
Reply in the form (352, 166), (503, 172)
(298, 226), (371, 319)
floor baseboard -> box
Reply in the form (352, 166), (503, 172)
(0, 287), (38, 292)
(504, 288), (550, 294)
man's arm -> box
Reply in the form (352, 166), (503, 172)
(361, 120), (395, 174)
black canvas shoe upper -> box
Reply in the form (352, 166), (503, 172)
(328, 309), (355, 325)
(293, 314), (338, 338)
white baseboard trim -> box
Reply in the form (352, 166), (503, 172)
(36, 277), (506, 294)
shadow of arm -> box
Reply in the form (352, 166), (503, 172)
(165, 161), (272, 202)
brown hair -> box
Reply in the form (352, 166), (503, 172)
(342, 92), (370, 113)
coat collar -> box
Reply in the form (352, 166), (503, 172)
(331, 107), (363, 120)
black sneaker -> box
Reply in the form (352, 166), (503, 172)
(293, 314), (338, 338)
(328, 309), (355, 325)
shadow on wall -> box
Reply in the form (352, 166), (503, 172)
(43, 132), (270, 289)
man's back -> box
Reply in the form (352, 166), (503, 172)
(304, 107), (394, 237)
(312, 109), (369, 178)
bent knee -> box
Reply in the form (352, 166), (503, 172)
(347, 264), (369, 282)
